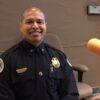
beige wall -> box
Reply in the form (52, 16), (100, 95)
(0, 0), (100, 86)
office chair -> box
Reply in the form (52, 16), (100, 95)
(44, 33), (93, 99)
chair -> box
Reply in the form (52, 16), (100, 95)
(44, 33), (93, 100)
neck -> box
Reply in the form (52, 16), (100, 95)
(25, 40), (43, 47)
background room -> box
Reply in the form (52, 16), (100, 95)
(0, 0), (100, 95)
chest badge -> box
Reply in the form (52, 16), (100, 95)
(51, 57), (60, 68)
(0, 58), (4, 73)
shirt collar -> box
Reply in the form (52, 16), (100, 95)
(21, 40), (45, 54)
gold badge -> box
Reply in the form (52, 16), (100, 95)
(16, 67), (27, 74)
(0, 58), (4, 73)
(51, 57), (60, 68)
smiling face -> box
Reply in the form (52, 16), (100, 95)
(20, 8), (47, 46)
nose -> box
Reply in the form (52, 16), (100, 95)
(32, 22), (38, 28)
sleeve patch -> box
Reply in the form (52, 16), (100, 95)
(0, 58), (4, 73)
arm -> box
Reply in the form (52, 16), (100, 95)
(61, 66), (79, 100)
(59, 54), (79, 100)
(0, 55), (15, 100)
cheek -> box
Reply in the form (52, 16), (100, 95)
(42, 25), (47, 32)
(21, 26), (29, 33)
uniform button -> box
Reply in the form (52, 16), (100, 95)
(41, 48), (44, 52)
(38, 72), (43, 76)
(30, 49), (33, 53)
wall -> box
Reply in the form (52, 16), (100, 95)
(0, 0), (100, 86)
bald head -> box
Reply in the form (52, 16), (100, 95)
(21, 7), (46, 22)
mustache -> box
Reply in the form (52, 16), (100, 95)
(29, 29), (41, 33)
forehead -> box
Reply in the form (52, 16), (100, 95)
(23, 9), (45, 20)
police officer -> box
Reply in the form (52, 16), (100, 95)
(0, 7), (79, 100)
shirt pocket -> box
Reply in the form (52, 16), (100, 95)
(48, 67), (63, 86)
(49, 67), (64, 79)
(12, 67), (35, 84)
(11, 67), (36, 97)
(47, 67), (64, 94)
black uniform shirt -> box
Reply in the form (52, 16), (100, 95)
(0, 40), (79, 100)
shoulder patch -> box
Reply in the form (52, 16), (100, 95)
(0, 58), (4, 73)
(67, 59), (72, 67)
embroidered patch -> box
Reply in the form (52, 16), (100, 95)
(67, 59), (72, 67)
(0, 58), (4, 73)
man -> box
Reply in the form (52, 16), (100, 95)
(0, 7), (79, 100)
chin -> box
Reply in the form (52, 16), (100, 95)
(32, 39), (42, 44)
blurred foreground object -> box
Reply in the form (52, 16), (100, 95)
(87, 38), (100, 55)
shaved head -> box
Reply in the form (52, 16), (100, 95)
(21, 7), (45, 22)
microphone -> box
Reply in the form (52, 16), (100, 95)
(87, 38), (100, 55)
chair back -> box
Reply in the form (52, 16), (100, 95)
(44, 34), (64, 52)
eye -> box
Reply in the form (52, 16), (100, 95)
(37, 19), (45, 24)
(25, 19), (33, 24)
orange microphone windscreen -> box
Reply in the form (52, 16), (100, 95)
(87, 38), (100, 55)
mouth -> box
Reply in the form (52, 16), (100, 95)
(29, 29), (42, 35)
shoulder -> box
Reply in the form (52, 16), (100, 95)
(0, 41), (22, 59)
(44, 43), (67, 58)
(44, 43), (72, 68)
